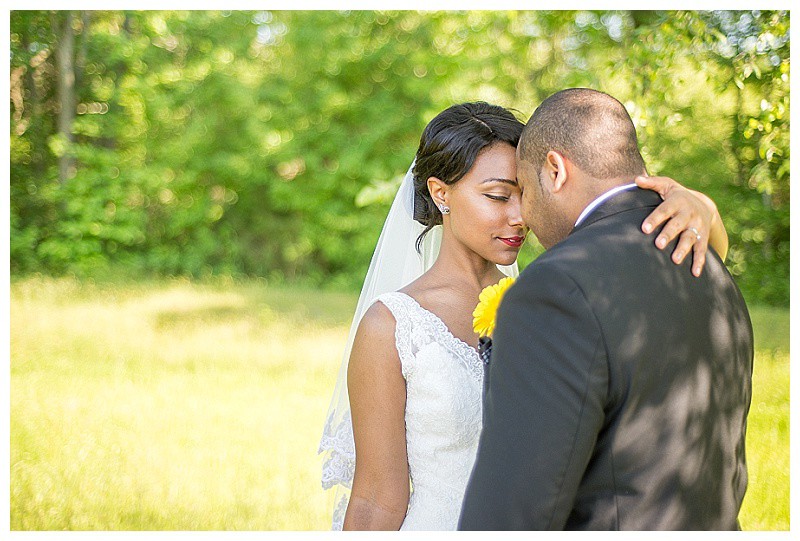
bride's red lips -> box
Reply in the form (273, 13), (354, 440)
(498, 236), (525, 248)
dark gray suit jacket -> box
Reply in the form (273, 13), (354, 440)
(459, 188), (753, 530)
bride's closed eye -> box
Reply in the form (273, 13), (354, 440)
(484, 194), (511, 202)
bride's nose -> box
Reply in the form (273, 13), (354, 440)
(508, 202), (525, 229)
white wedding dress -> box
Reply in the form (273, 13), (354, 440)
(376, 291), (484, 530)
(318, 163), (513, 531)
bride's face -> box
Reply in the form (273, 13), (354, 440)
(443, 142), (528, 266)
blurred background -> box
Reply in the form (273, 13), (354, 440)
(9, 10), (789, 530)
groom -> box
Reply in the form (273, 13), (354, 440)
(459, 88), (754, 530)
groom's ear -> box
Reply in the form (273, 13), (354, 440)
(543, 151), (570, 194)
(427, 177), (448, 207)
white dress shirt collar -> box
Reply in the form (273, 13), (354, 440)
(574, 183), (638, 228)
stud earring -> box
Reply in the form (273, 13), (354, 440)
(439, 204), (450, 215)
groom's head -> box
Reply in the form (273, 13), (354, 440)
(516, 88), (647, 248)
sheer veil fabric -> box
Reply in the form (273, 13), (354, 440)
(318, 162), (517, 530)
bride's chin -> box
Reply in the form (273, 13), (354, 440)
(491, 252), (519, 267)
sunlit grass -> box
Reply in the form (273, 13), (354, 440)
(10, 276), (348, 530)
(737, 304), (790, 530)
(9, 276), (789, 530)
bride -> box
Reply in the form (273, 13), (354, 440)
(318, 101), (729, 530)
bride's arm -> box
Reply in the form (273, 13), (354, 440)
(343, 302), (410, 531)
(636, 175), (729, 277)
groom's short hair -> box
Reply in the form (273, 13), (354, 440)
(518, 88), (646, 181)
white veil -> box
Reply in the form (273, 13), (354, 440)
(318, 162), (517, 530)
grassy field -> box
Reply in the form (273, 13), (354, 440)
(9, 276), (789, 530)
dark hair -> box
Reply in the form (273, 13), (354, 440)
(518, 88), (646, 181)
(412, 102), (524, 251)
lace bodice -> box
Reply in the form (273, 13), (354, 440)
(376, 291), (484, 531)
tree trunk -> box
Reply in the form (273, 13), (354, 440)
(56, 11), (76, 183)
(21, 34), (41, 176)
(733, 82), (748, 187)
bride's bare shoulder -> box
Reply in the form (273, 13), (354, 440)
(357, 299), (396, 335)
(349, 300), (401, 374)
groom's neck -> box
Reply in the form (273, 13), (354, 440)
(578, 177), (633, 209)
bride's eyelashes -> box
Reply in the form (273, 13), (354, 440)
(484, 194), (510, 202)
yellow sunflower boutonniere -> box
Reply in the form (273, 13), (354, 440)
(472, 276), (516, 338)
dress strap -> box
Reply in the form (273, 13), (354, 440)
(374, 292), (418, 379)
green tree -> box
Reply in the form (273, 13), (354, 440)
(9, 10), (789, 304)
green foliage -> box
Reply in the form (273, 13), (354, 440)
(9, 10), (789, 304)
(677, 10), (790, 305)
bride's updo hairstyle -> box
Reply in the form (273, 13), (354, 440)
(412, 102), (524, 250)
